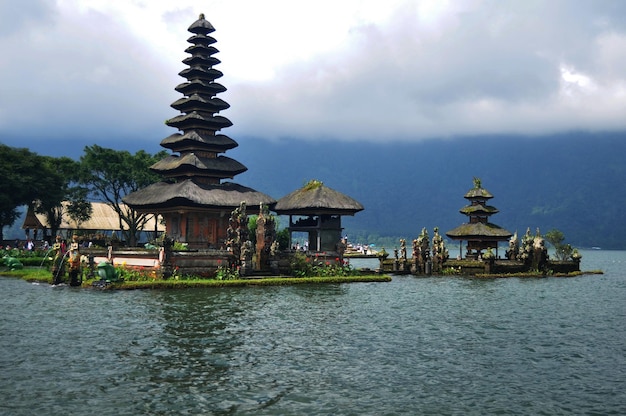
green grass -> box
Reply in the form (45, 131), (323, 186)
(1, 267), (54, 283)
(99, 275), (391, 290)
(1, 267), (391, 289)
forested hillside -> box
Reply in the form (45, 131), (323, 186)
(233, 132), (626, 249)
(4, 131), (625, 249)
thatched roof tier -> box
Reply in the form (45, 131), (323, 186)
(150, 154), (247, 178)
(459, 204), (499, 215)
(170, 95), (230, 113)
(184, 43), (218, 55)
(183, 53), (220, 67)
(22, 202), (164, 233)
(183, 54), (220, 67)
(188, 13), (215, 34)
(123, 180), (275, 211)
(274, 181), (364, 216)
(175, 80), (226, 95)
(165, 112), (232, 130)
(446, 223), (512, 240)
(178, 66), (223, 81)
(160, 131), (238, 152)
(464, 188), (493, 199)
(187, 34), (217, 46)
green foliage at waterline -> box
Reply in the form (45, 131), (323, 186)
(1, 266), (390, 288)
(101, 275), (391, 290)
(289, 251), (359, 277)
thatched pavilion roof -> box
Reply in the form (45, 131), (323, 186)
(446, 222), (512, 241)
(22, 202), (164, 232)
(459, 204), (499, 215)
(274, 180), (363, 216)
(123, 179), (276, 212)
(160, 131), (238, 153)
(150, 153), (247, 178)
(464, 187), (494, 199)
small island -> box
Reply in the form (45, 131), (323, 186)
(3, 14), (594, 287)
(379, 178), (583, 277)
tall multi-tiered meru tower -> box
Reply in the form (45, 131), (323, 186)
(124, 14), (275, 249)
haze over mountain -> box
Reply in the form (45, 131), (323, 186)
(236, 131), (626, 250)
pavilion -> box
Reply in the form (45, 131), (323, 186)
(274, 180), (364, 253)
(21, 202), (164, 244)
(446, 178), (512, 259)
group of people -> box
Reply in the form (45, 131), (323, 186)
(1, 239), (46, 252)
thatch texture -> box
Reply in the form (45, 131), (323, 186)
(446, 223), (512, 240)
(150, 153), (247, 177)
(165, 112), (232, 130)
(274, 181), (364, 215)
(464, 188), (494, 199)
(160, 131), (238, 152)
(459, 204), (499, 215)
(22, 202), (164, 232)
(123, 179), (276, 211)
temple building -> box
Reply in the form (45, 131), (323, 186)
(124, 14), (275, 249)
(446, 178), (512, 259)
(274, 180), (364, 253)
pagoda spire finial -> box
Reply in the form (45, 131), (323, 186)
(199, 13), (205, 19)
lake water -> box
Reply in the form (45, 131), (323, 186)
(1, 250), (625, 415)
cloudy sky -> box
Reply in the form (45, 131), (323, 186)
(1, 0), (625, 152)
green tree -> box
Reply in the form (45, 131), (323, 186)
(247, 215), (258, 246)
(79, 145), (168, 246)
(65, 187), (93, 231)
(544, 229), (574, 261)
(276, 228), (290, 250)
(31, 156), (87, 240)
(0, 144), (77, 242)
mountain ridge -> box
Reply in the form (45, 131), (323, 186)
(3, 131), (624, 249)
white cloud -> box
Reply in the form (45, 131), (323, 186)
(0, 0), (625, 147)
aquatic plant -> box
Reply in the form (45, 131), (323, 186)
(289, 251), (357, 277)
(215, 263), (239, 280)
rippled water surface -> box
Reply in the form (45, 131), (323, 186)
(1, 250), (625, 415)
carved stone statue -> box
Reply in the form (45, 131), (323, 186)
(413, 227), (431, 274)
(255, 202), (272, 270)
(51, 235), (66, 285)
(518, 227), (534, 264)
(67, 234), (82, 286)
(400, 239), (407, 261)
(399, 239), (407, 271)
(431, 227), (449, 273)
(533, 231), (549, 272)
(240, 240), (253, 275)
(506, 231), (519, 260)
(226, 201), (249, 267)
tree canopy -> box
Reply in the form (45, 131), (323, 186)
(78, 145), (168, 246)
(0, 144), (78, 242)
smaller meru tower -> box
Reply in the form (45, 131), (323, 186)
(446, 178), (512, 259)
(124, 14), (275, 249)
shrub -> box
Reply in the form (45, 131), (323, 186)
(289, 252), (357, 277)
(215, 264), (239, 280)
